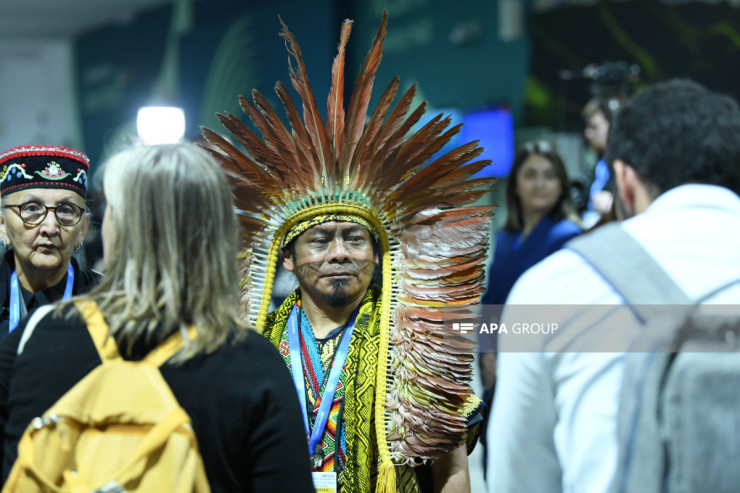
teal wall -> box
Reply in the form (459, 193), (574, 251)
(73, 0), (532, 169)
(352, 1), (530, 116)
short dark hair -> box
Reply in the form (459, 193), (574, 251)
(503, 140), (582, 232)
(605, 79), (740, 196)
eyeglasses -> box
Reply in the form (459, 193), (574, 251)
(2, 201), (85, 227)
(521, 140), (556, 154)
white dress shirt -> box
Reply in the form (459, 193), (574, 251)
(486, 184), (740, 493)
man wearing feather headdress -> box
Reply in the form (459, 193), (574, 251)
(202, 12), (493, 493)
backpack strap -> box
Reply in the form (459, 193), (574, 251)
(74, 300), (196, 367)
(142, 325), (198, 367)
(17, 305), (55, 356)
(75, 300), (123, 362)
(567, 223), (691, 314)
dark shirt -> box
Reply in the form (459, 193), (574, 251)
(0, 250), (100, 341)
(0, 307), (315, 492)
(483, 217), (582, 307)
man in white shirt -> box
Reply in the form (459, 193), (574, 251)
(486, 79), (740, 493)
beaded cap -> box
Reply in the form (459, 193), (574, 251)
(0, 145), (89, 198)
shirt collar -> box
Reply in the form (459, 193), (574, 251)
(19, 267), (70, 307)
(645, 184), (740, 215)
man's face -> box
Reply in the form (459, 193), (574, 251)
(283, 221), (377, 308)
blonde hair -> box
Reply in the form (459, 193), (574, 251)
(84, 142), (245, 362)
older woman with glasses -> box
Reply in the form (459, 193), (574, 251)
(0, 146), (100, 341)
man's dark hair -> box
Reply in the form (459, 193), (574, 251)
(605, 79), (740, 196)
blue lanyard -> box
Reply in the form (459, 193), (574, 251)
(287, 304), (357, 458)
(9, 264), (74, 333)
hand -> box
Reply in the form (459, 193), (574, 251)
(593, 191), (614, 214)
(480, 353), (497, 391)
(431, 442), (470, 493)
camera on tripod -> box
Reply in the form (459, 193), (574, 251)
(559, 61), (640, 95)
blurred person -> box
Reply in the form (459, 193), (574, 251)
(582, 96), (621, 227)
(0, 146), (100, 341)
(486, 80), (740, 492)
(478, 141), (582, 472)
(483, 141), (583, 309)
(0, 143), (315, 492)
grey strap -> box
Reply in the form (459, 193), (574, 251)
(567, 223), (692, 308)
(17, 304), (55, 356)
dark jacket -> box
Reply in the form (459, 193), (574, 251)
(0, 250), (101, 341)
(0, 306), (315, 492)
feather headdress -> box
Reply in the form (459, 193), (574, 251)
(202, 12), (495, 490)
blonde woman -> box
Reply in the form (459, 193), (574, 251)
(0, 143), (314, 492)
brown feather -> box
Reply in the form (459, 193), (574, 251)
(369, 83), (416, 164)
(274, 81), (321, 182)
(216, 113), (274, 167)
(373, 112), (445, 191)
(372, 102), (429, 190)
(238, 94), (282, 156)
(398, 174), (494, 218)
(200, 126), (273, 186)
(392, 140), (482, 201)
(406, 205), (493, 226)
(279, 17), (333, 180)
(342, 11), (387, 171)
(349, 76), (399, 188)
(327, 20), (352, 162)
(393, 117), (458, 183)
(250, 91), (315, 185)
(424, 160), (493, 191)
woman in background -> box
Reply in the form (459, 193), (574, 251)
(479, 141), (583, 472)
(484, 140), (583, 307)
(0, 143), (314, 492)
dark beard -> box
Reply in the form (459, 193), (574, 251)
(324, 279), (352, 307)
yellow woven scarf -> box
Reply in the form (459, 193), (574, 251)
(263, 286), (421, 493)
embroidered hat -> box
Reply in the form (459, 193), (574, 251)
(0, 145), (90, 198)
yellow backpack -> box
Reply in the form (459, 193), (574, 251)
(2, 300), (211, 493)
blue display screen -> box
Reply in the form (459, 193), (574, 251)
(459, 105), (515, 178)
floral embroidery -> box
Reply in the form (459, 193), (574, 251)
(73, 169), (87, 189)
(1, 163), (34, 183)
(34, 161), (71, 181)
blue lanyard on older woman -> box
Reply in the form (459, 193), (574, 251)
(8, 264), (74, 333)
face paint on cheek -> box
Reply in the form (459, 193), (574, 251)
(354, 258), (375, 276)
(295, 261), (322, 281)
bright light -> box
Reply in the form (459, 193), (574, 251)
(136, 106), (186, 145)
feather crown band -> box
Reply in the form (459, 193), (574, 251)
(201, 11), (496, 487)
(283, 212), (378, 248)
